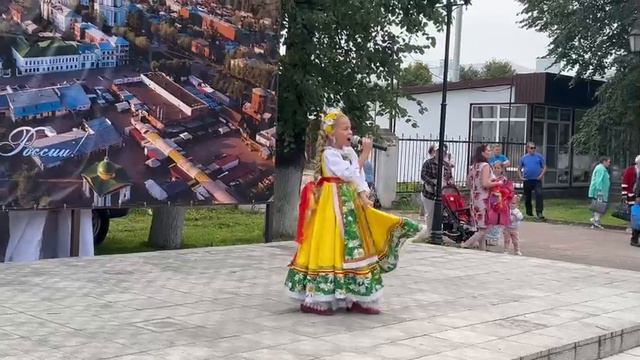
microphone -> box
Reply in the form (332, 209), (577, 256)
(351, 135), (388, 151)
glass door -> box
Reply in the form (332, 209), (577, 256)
(531, 106), (572, 187)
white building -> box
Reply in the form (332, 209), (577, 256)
(378, 73), (605, 189)
(75, 22), (129, 65)
(94, 0), (128, 27)
(52, 4), (81, 31)
(41, 0), (81, 32)
(12, 38), (82, 76)
(12, 36), (127, 76)
(141, 72), (208, 117)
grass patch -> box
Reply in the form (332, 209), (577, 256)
(538, 198), (627, 227)
(95, 208), (265, 255)
(391, 196), (628, 228)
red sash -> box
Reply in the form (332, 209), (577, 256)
(295, 177), (343, 245)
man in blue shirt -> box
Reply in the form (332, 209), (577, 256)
(520, 142), (547, 220)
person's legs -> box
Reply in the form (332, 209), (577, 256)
(510, 229), (521, 254)
(503, 228), (512, 253)
(632, 229), (640, 247)
(534, 180), (544, 217)
(422, 197), (435, 232)
(523, 180), (534, 216)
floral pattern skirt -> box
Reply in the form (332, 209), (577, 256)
(285, 182), (420, 305)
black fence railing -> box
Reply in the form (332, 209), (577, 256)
(396, 136), (527, 194)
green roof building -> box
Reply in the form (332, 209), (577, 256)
(81, 157), (132, 207)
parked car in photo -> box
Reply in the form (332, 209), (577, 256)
(92, 209), (129, 246)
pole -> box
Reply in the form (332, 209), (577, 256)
(451, 5), (463, 82)
(430, 0), (454, 245)
(505, 75), (514, 154)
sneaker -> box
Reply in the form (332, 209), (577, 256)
(536, 214), (546, 221)
(515, 251), (522, 256)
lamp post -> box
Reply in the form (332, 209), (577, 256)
(430, 0), (471, 245)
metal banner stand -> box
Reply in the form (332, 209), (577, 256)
(70, 210), (81, 257)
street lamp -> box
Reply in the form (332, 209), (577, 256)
(430, 0), (471, 245)
(630, 28), (640, 53)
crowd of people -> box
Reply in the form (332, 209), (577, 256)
(419, 142), (547, 254)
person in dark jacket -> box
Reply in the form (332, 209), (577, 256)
(420, 144), (453, 233)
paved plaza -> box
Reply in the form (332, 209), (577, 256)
(2, 241), (640, 359)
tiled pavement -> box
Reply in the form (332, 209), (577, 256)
(3, 242), (640, 359)
(605, 347), (640, 359)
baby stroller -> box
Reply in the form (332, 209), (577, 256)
(441, 185), (475, 243)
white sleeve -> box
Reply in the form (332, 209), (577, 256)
(324, 148), (369, 193)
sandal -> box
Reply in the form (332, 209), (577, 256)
(347, 302), (381, 315)
(300, 303), (333, 316)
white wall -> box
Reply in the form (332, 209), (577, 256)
(376, 85), (514, 139)
(376, 85), (515, 185)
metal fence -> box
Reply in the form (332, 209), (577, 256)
(396, 136), (527, 193)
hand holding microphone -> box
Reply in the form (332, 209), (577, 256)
(351, 135), (388, 152)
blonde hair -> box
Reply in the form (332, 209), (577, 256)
(314, 111), (347, 179)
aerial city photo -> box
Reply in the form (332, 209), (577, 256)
(0, 0), (279, 209)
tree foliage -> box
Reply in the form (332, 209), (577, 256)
(518, 0), (639, 155)
(459, 60), (515, 81)
(459, 64), (481, 81)
(277, 0), (445, 166)
(273, 0), (446, 238)
(398, 62), (433, 87)
(481, 59), (515, 79)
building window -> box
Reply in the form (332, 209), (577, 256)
(471, 104), (527, 143)
(472, 105), (496, 119)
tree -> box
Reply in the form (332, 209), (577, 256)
(460, 64), (481, 81)
(177, 36), (192, 51)
(273, 0), (446, 239)
(134, 36), (150, 51)
(148, 207), (186, 249)
(517, 0), (637, 154)
(127, 11), (144, 34)
(481, 59), (516, 79)
(398, 62), (433, 87)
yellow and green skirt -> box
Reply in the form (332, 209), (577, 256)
(285, 178), (421, 304)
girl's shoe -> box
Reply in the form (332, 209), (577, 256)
(515, 251), (522, 256)
(347, 302), (381, 315)
(300, 303), (333, 316)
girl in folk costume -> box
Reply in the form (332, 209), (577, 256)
(285, 111), (423, 315)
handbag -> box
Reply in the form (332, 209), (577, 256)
(612, 201), (631, 221)
(589, 196), (608, 215)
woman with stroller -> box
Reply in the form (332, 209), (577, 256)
(461, 144), (501, 250)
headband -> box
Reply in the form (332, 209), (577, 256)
(322, 111), (343, 136)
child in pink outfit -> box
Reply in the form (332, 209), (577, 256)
(504, 195), (523, 255)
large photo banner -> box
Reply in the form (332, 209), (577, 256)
(0, 0), (278, 209)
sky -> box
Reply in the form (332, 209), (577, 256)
(408, 0), (552, 72)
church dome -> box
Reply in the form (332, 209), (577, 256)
(97, 157), (116, 180)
